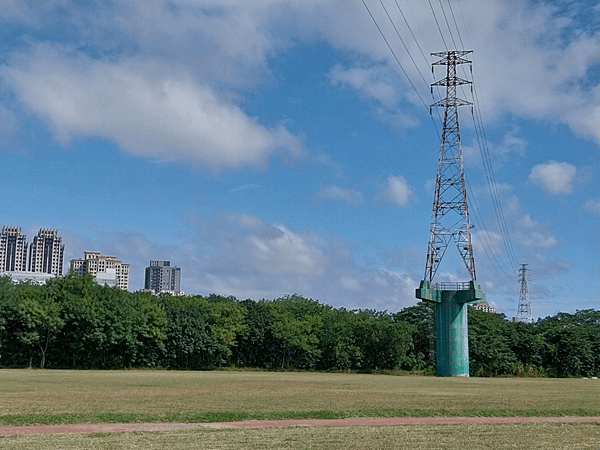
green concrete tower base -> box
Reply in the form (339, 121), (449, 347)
(415, 280), (485, 377)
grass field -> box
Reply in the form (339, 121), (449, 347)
(0, 369), (598, 426)
(1, 369), (598, 449)
(2, 423), (600, 449)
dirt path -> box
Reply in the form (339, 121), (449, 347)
(2, 416), (600, 436)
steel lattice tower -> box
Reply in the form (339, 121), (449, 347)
(416, 51), (485, 377)
(516, 264), (532, 322)
(425, 50), (475, 282)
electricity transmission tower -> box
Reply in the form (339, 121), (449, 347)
(425, 50), (475, 282)
(516, 264), (532, 322)
(416, 50), (485, 377)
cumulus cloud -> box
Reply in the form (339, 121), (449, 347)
(529, 160), (577, 194)
(2, 45), (303, 169)
(0, 104), (18, 147)
(583, 199), (600, 216)
(462, 129), (528, 168)
(98, 213), (415, 311)
(530, 253), (574, 280)
(329, 64), (399, 107)
(460, 1), (600, 142)
(380, 174), (413, 207)
(1, 1), (598, 165)
(516, 214), (557, 249)
(472, 229), (504, 257)
(187, 213), (420, 310)
(314, 185), (364, 205)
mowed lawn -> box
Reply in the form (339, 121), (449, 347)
(2, 423), (600, 450)
(0, 369), (598, 421)
(1, 370), (599, 449)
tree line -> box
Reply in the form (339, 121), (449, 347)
(0, 273), (598, 377)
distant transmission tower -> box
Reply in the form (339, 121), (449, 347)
(516, 264), (532, 322)
(416, 50), (485, 377)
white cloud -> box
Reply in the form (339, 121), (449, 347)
(472, 229), (504, 257)
(329, 64), (399, 107)
(583, 199), (600, 216)
(0, 104), (18, 146)
(328, 64), (422, 130)
(177, 213), (418, 310)
(529, 160), (577, 194)
(463, 130), (528, 169)
(530, 253), (574, 280)
(1, 1), (598, 166)
(2, 45), (304, 170)
(461, 1), (600, 142)
(381, 174), (413, 207)
(315, 185), (364, 205)
(516, 214), (557, 249)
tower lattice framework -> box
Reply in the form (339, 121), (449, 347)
(416, 50), (484, 377)
(516, 264), (532, 322)
(425, 50), (475, 282)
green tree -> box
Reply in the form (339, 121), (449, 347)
(47, 273), (106, 368)
(507, 321), (549, 374)
(352, 310), (413, 371)
(11, 282), (64, 368)
(160, 295), (229, 369)
(468, 308), (517, 376)
(394, 301), (434, 370)
(538, 310), (600, 377)
(203, 298), (247, 348)
(318, 307), (363, 371)
(268, 300), (322, 369)
(0, 276), (17, 365)
(233, 299), (282, 368)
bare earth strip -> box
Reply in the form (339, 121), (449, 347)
(1, 416), (600, 436)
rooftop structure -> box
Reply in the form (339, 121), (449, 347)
(70, 251), (129, 290)
(0, 226), (27, 272)
(472, 301), (496, 314)
(145, 260), (181, 295)
(28, 228), (64, 276)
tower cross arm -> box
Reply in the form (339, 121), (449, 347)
(432, 76), (472, 87)
(432, 98), (472, 108)
(431, 50), (472, 65)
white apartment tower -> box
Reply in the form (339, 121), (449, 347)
(145, 260), (181, 294)
(70, 251), (130, 290)
(472, 301), (496, 314)
(0, 226), (28, 272)
(28, 228), (65, 276)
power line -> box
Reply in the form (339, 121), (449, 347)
(469, 88), (520, 273)
(363, 0), (519, 278)
(437, 0), (458, 50)
(446, 0), (466, 50)
(438, 0), (519, 275)
(361, 0), (430, 111)
(361, 0), (440, 137)
(379, 0), (430, 90)
(393, 0), (430, 67)
(466, 178), (518, 283)
(393, 0), (445, 127)
(427, 0), (448, 51)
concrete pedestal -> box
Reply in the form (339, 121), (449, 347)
(415, 280), (485, 376)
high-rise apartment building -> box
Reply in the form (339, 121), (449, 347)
(0, 226), (27, 272)
(145, 260), (181, 294)
(70, 251), (130, 290)
(28, 228), (64, 276)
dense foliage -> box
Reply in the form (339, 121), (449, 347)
(0, 274), (597, 377)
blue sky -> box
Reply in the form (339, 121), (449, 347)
(0, 0), (598, 319)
